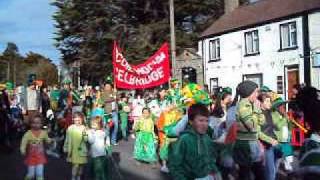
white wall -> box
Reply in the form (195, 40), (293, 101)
(309, 11), (320, 89)
(202, 16), (305, 98)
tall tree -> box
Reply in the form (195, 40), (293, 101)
(52, 0), (224, 83)
(52, 0), (115, 84)
(1, 42), (23, 84)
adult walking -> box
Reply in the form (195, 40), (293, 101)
(101, 83), (118, 145)
(23, 82), (41, 124)
(233, 81), (265, 180)
(40, 87), (50, 125)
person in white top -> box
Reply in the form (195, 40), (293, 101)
(87, 117), (108, 180)
(131, 93), (145, 121)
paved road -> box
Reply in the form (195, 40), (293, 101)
(0, 137), (170, 180)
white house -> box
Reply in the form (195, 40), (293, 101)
(199, 0), (320, 100)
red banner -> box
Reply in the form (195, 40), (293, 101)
(112, 42), (170, 89)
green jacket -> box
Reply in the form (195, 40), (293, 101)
(236, 98), (265, 140)
(168, 128), (218, 180)
(271, 111), (293, 142)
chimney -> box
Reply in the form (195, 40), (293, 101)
(224, 0), (240, 14)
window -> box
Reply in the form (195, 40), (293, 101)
(209, 39), (220, 61)
(280, 22), (297, 49)
(243, 73), (263, 87)
(245, 30), (259, 55)
(277, 76), (284, 94)
(210, 78), (219, 94)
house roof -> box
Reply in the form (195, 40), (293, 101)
(201, 0), (320, 38)
(177, 48), (201, 61)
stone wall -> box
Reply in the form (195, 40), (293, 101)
(173, 49), (204, 86)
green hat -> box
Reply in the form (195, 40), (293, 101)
(218, 87), (232, 98)
(272, 98), (287, 109)
(170, 78), (179, 84)
(261, 85), (272, 93)
(222, 87), (232, 94)
(6, 82), (14, 90)
(63, 79), (72, 84)
(105, 75), (113, 84)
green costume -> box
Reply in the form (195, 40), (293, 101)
(63, 125), (88, 164)
(271, 97), (295, 157)
(50, 89), (60, 111)
(92, 157), (108, 180)
(133, 117), (157, 163)
(119, 102), (129, 140)
(168, 128), (218, 180)
(271, 111), (293, 156)
(234, 98), (265, 166)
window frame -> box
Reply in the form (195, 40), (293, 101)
(242, 73), (263, 87)
(208, 39), (221, 62)
(209, 78), (219, 94)
(280, 21), (298, 51)
(244, 30), (260, 56)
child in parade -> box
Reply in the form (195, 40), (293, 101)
(133, 107), (158, 164)
(87, 115), (108, 180)
(157, 105), (183, 173)
(168, 103), (220, 180)
(209, 87), (233, 141)
(258, 93), (281, 180)
(271, 98), (295, 172)
(63, 112), (88, 180)
(131, 93), (145, 139)
(131, 93), (145, 122)
(119, 94), (130, 141)
(20, 114), (52, 180)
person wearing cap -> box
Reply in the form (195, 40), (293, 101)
(23, 82), (41, 124)
(271, 97), (295, 172)
(119, 94), (130, 141)
(168, 79), (182, 106)
(233, 80), (265, 180)
(58, 79), (72, 110)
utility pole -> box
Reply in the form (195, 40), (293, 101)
(13, 58), (16, 85)
(169, 0), (176, 78)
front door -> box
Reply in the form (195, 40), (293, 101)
(285, 65), (299, 100)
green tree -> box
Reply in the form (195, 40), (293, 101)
(52, 0), (115, 84)
(52, 0), (224, 83)
(1, 42), (23, 84)
(23, 52), (59, 86)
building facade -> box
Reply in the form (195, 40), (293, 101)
(199, 0), (320, 100)
(174, 49), (203, 86)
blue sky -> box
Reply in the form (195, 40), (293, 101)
(0, 0), (60, 64)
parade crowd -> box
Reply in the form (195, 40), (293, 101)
(0, 78), (319, 180)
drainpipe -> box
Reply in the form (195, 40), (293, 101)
(201, 40), (206, 87)
(302, 15), (311, 86)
